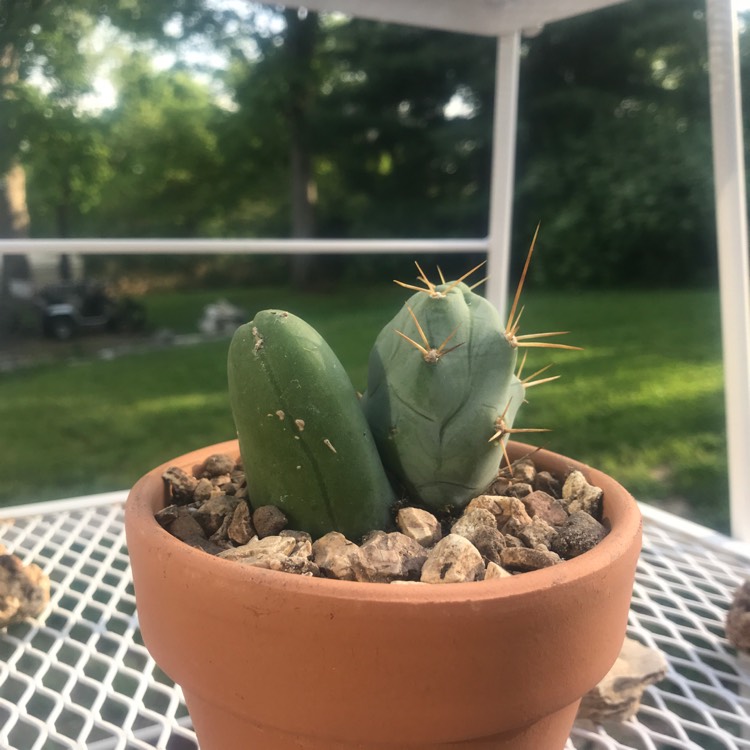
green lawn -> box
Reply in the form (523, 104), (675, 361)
(0, 284), (728, 531)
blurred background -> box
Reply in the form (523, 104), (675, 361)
(0, 0), (740, 530)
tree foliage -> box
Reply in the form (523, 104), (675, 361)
(515, 0), (716, 287)
(310, 19), (495, 239)
(90, 55), (225, 237)
(3, 0), (738, 288)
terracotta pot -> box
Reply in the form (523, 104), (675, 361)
(125, 440), (641, 750)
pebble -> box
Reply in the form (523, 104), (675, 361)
(183, 536), (226, 555)
(501, 499), (534, 536)
(227, 502), (255, 545)
(512, 457), (537, 484)
(166, 512), (206, 542)
(221, 547), (318, 575)
(286, 558), (321, 575)
(209, 515), (233, 549)
(499, 546), (561, 572)
(726, 579), (750, 652)
(211, 474), (234, 490)
(390, 580), (426, 585)
(193, 478), (215, 503)
(517, 518), (558, 549)
(465, 494), (506, 518)
(312, 532), (360, 581)
(0, 552), (50, 629)
(451, 507), (506, 564)
(563, 470), (603, 516)
(354, 532), (428, 583)
(280, 530), (313, 559)
(466, 495), (531, 533)
(201, 453), (236, 478)
(194, 494), (239, 536)
(550, 511), (607, 558)
(451, 508), (497, 538)
(484, 561), (512, 579)
(230, 471), (247, 499)
(154, 504), (181, 527)
(242, 554), (319, 575)
(486, 476), (513, 496)
(534, 471), (562, 498)
(465, 526), (507, 565)
(504, 482), (533, 499)
(253, 505), (288, 537)
(522, 490), (568, 526)
(396, 507), (442, 547)
(218, 535), (295, 561)
(162, 466), (198, 504)
(577, 637), (667, 722)
(420, 534), (485, 583)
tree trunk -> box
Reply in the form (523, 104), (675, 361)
(0, 160), (30, 239)
(0, 161), (33, 337)
(0, 41), (32, 337)
(284, 9), (319, 289)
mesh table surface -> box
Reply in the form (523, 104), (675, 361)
(0, 494), (748, 750)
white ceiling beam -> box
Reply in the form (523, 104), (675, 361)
(287, 0), (631, 36)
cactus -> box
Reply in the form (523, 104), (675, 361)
(362, 235), (578, 513)
(360, 270), (519, 512)
(226, 231), (576, 536)
(227, 309), (395, 540)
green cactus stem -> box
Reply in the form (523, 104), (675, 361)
(362, 231), (580, 513)
(361, 267), (518, 512)
(228, 309), (395, 540)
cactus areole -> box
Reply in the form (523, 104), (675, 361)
(227, 310), (394, 540)
(361, 280), (521, 512)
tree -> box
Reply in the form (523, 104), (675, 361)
(216, 7), (322, 284)
(0, 0), (218, 320)
(87, 54), (225, 237)
(0, 1), (98, 330)
(21, 94), (113, 238)
(515, 0), (715, 287)
(312, 18), (495, 240)
(218, 14), (496, 284)
(6, 0), (731, 293)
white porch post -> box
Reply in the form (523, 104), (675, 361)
(705, 0), (750, 541)
(486, 32), (521, 316)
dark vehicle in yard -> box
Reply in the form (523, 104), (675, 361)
(39, 282), (147, 341)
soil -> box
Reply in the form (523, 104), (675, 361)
(156, 452), (611, 584)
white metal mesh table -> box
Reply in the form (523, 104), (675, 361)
(0, 494), (748, 750)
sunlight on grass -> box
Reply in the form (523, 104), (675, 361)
(132, 393), (227, 415)
(572, 362), (722, 410)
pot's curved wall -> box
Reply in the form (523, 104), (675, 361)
(125, 441), (642, 748)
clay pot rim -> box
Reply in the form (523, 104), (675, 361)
(126, 439), (642, 605)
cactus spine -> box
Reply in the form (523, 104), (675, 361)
(228, 309), (395, 540)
